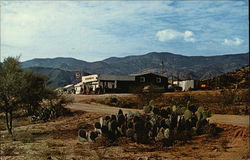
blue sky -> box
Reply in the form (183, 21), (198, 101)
(1, 1), (249, 62)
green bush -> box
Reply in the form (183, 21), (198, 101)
(219, 89), (237, 107)
(110, 97), (118, 103)
(32, 94), (73, 122)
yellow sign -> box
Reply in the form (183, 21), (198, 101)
(85, 77), (95, 80)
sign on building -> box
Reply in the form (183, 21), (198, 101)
(75, 72), (81, 79)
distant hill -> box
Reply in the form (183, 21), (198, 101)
(26, 67), (89, 88)
(201, 66), (249, 89)
(103, 52), (248, 79)
(22, 52), (249, 87)
(22, 57), (89, 71)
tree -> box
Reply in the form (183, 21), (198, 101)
(22, 71), (53, 116)
(0, 57), (53, 134)
(0, 57), (26, 134)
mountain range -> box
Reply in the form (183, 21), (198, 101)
(22, 52), (249, 88)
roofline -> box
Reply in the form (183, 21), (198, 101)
(130, 72), (168, 78)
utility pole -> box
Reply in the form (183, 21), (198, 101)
(177, 74), (179, 86)
(171, 74), (173, 86)
(160, 60), (164, 75)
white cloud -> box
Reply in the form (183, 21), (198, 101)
(156, 29), (181, 41)
(223, 37), (244, 46)
(183, 31), (196, 42)
(1, 1), (173, 48)
(156, 29), (196, 42)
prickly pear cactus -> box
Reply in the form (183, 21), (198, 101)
(195, 110), (202, 121)
(181, 107), (187, 114)
(78, 129), (87, 139)
(94, 122), (101, 129)
(172, 105), (177, 112)
(163, 128), (170, 139)
(126, 128), (135, 137)
(79, 101), (213, 145)
(143, 105), (152, 113)
(149, 100), (155, 106)
(152, 107), (160, 115)
(155, 128), (165, 141)
(184, 109), (192, 121)
(197, 106), (205, 113)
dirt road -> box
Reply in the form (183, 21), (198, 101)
(68, 103), (249, 127)
(68, 103), (142, 115)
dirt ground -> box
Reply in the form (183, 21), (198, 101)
(0, 109), (249, 160)
(0, 91), (249, 160)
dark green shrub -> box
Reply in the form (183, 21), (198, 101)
(110, 97), (118, 103)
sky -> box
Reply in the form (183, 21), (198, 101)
(1, 0), (249, 62)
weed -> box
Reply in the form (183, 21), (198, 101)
(219, 138), (229, 151)
(0, 146), (16, 156)
(15, 132), (36, 143)
(110, 97), (118, 103)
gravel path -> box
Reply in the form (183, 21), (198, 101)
(68, 103), (249, 127)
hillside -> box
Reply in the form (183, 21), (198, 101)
(22, 57), (89, 71)
(103, 52), (248, 78)
(22, 52), (249, 86)
(201, 66), (249, 89)
(26, 67), (89, 88)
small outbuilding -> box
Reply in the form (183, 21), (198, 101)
(173, 80), (196, 91)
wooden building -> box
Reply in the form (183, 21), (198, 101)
(72, 73), (168, 94)
(132, 73), (168, 91)
(81, 74), (135, 94)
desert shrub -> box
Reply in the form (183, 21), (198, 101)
(32, 94), (73, 122)
(102, 96), (139, 109)
(216, 88), (249, 114)
(134, 85), (164, 106)
(235, 89), (249, 104)
(109, 97), (118, 103)
(165, 94), (198, 108)
(219, 88), (238, 107)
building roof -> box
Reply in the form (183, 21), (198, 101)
(130, 72), (168, 78)
(82, 74), (135, 82)
(99, 74), (135, 81)
(75, 82), (84, 87)
(63, 84), (74, 89)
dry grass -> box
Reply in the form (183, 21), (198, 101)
(0, 114), (248, 159)
(0, 92), (249, 159)
(75, 89), (249, 115)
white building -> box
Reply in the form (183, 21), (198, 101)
(74, 82), (84, 94)
(63, 84), (75, 93)
(173, 80), (195, 91)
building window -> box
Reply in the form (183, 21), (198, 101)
(156, 77), (161, 83)
(140, 77), (145, 82)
